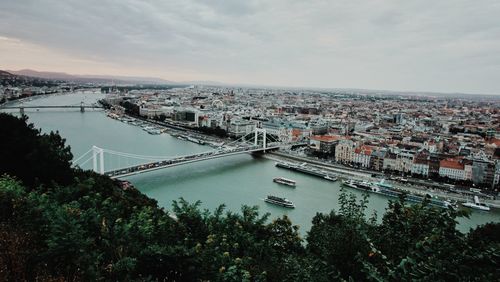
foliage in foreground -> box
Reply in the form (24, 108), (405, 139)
(0, 113), (499, 281)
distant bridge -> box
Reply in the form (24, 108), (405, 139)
(1, 102), (103, 113)
(73, 128), (305, 178)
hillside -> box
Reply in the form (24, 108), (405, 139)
(8, 69), (177, 85)
(0, 70), (16, 78)
(8, 69), (77, 80)
(0, 70), (60, 88)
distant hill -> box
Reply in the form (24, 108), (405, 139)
(181, 80), (227, 86)
(0, 70), (17, 78)
(8, 69), (76, 80)
(78, 74), (177, 85)
(6, 69), (228, 87)
(7, 69), (178, 85)
(0, 70), (61, 88)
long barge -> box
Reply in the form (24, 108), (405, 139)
(341, 179), (456, 209)
(276, 162), (338, 182)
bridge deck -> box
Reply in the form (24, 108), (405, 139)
(1, 105), (102, 109)
(106, 145), (282, 178)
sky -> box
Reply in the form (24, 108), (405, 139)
(1, 0), (499, 94)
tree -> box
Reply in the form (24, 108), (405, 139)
(0, 113), (74, 188)
(306, 191), (373, 280)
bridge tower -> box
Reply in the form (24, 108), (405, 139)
(254, 128), (267, 150)
(92, 146), (104, 174)
(19, 106), (25, 115)
(80, 101), (85, 113)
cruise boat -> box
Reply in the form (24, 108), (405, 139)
(442, 200), (458, 209)
(324, 174), (338, 181)
(341, 179), (358, 189)
(107, 112), (120, 119)
(341, 179), (380, 193)
(380, 188), (457, 209)
(341, 178), (456, 209)
(275, 162), (338, 182)
(273, 177), (296, 187)
(462, 196), (490, 211)
(147, 128), (162, 135)
(264, 195), (295, 208)
(186, 136), (206, 145)
(375, 179), (393, 189)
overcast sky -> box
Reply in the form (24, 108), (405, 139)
(1, 0), (499, 94)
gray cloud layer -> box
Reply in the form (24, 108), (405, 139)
(1, 0), (499, 93)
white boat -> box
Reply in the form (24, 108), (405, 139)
(147, 128), (162, 135)
(462, 196), (490, 211)
(264, 195), (295, 208)
(324, 175), (338, 181)
(342, 179), (380, 193)
(273, 177), (296, 187)
(342, 179), (358, 189)
(443, 200), (458, 210)
(375, 179), (393, 189)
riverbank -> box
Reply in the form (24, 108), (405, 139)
(266, 151), (500, 209)
(115, 112), (231, 146)
(109, 111), (500, 209)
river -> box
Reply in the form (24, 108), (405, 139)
(3, 91), (499, 234)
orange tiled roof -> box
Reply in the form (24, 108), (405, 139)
(440, 158), (464, 170)
(362, 146), (373, 156)
(487, 138), (500, 147)
(354, 145), (373, 156)
(310, 135), (343, 142)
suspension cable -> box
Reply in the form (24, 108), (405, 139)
(75, 155), (94, 168)
(102, 148), (178, 160)
(72, 148), (93, 164)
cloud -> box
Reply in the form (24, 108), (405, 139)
(0, 0), (499, 93)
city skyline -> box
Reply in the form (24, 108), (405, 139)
(1, 0), (500, 94)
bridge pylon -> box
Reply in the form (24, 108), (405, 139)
(80, 101), (85, 113)
(92, 146), (104, 174)
(254, 128), (267, 151)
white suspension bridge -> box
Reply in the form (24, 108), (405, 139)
(72, 128), (305, 178)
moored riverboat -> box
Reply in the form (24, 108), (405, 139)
(462, 196), (490, 211)
(341, 179), (380, 193)
(275, 162), (338, 182)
